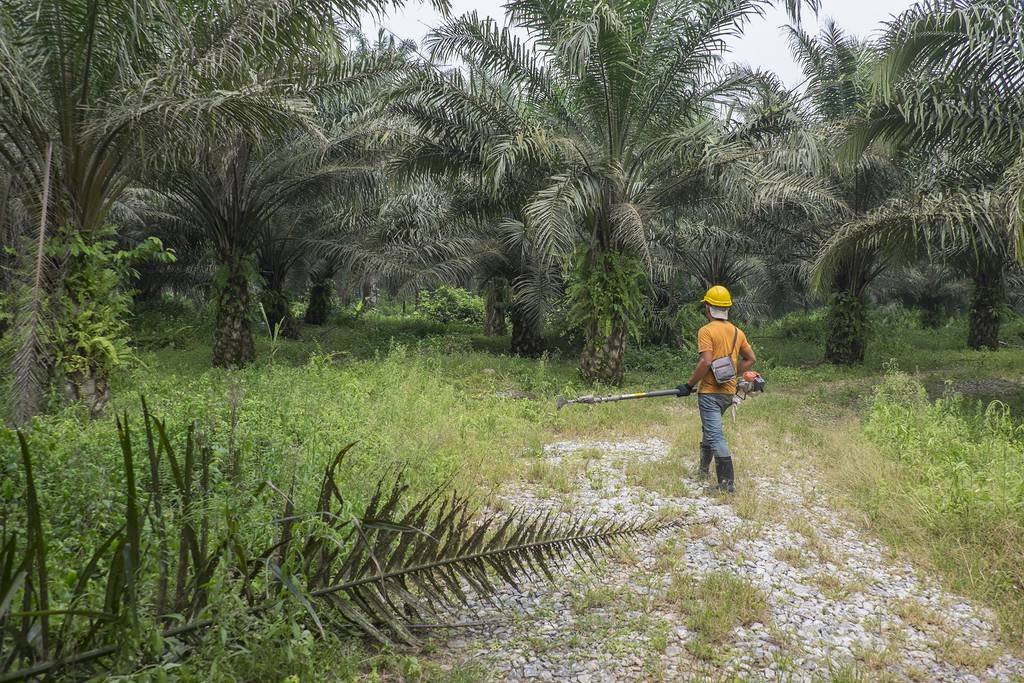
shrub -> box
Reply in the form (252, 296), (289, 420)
(866, 373), (1024, 524)
(131, 293), (211, 350)
(869, 303), (920, 331)
(49, 227), (173, 376)
(625, 345), (690, 374)
(417, 285), (485, 325)
(759, 309), (829, 343)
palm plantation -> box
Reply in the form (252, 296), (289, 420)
(414, 0), (836, 382)
(3, 0), (1024, 679)
(734, 21), (912, 365)
(823, 0), (1024, 351)
(0, 0), (410, 407)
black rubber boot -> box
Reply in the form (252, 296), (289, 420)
(714, 456), (735, 493)
(699, 443), (713, 478)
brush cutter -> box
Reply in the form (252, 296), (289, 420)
(556, 388), (681, 410)
(736, 371), (767, 399)
(557, 372), (766, 411)
(730, 371), (767, 418)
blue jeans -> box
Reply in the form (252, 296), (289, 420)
(698, 393), (733, 460)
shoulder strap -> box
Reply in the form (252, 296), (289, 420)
(729, 325), (739, 357)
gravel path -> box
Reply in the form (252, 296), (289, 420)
(437, 438), (1024, 682)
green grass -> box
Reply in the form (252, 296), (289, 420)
(852, 372), (1024, 644)
(572, 585), (622, 614)
(5, 305), (1024, 676)
(667, 572), (769, 661)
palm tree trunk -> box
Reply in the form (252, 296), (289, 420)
(575, 247), (636, 385)
(63, 366), (111, 419)
(825, 292), (869, 365)
(509, 300), (543, 356)
(213, 261), (256, 368)
(361, 274), (379, 309)
(484, 283), (507, 336)
(581, 322), (627, 385)
(260, 288), (299, 339)
(304, 278), (333, 325)
(967, 266), (1003, 351)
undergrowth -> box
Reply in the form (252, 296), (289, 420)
(859, 371), (1024, 643)
(4, 307), (1024, 675)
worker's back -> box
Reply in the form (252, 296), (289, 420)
(696, 320), (748, 395)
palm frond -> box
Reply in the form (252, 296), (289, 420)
(3, 407), (684, 677)
(854, 0), (1023, 165)
(300, 454), (684, 646)
(810, 185), (1013, 294)
(7, 143), (52, 427)
(426, 12), (564, 115)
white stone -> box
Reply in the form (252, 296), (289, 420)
(431, 438), (1024, 682)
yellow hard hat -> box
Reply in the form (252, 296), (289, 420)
(701, 285), (733, 308)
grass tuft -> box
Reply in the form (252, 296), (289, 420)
(667, 572), (769, 660)
(774, 546), (811, 568)
(810, 573), (863, 601)
(892, 598), (947, 632)
(932, 636), (999, 672)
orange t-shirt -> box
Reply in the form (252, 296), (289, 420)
(696, 321), (748, 394)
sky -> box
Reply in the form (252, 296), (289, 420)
(364, 0), (917, 88)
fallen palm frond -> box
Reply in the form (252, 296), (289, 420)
(1, 402), (683, 680)
(300, 457), (679, 646)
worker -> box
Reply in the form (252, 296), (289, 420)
(676, 285), (756, 492)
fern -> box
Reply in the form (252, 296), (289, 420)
(566, 247), (647, 350)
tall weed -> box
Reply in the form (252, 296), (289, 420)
(863, 371), (1024, 641)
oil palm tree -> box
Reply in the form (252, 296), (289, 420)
(410, 0), (829, 383)
(0, 0), (250, 417)
(829, 0), (1023, 350)
(661, 218), (760, 291)
(873, 262), (967, 328)
(258, 215), (310, 339)
(644, 217), (758, 345)
(304, 257), (344, 325)
(649, 84), (823, 329)
(300, 202), (385, 326)
(0, 0), (417, 418)
(389, 63), (563, 355)
(784, 22), (909, 364)
(814, 162), (1016, 350)
(476, 211), (563, 355)
(271, 201), (366, 330)
(129, 32), (408, 363)
(299, 174), (483, 321)
(157, 131), (385, 366)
